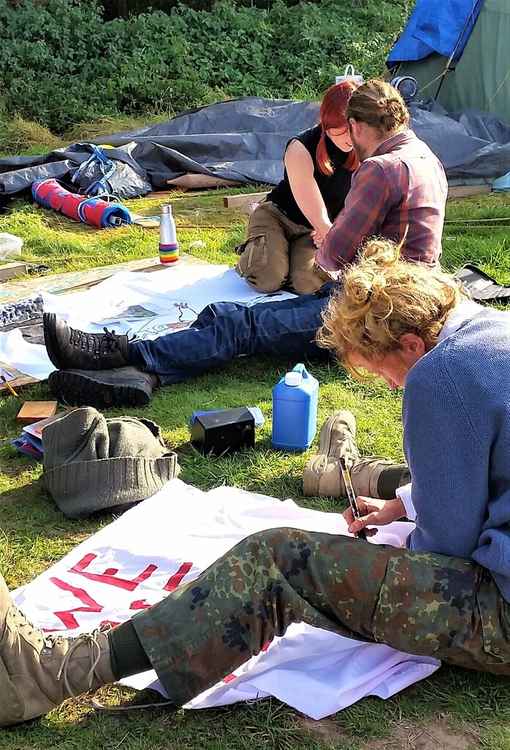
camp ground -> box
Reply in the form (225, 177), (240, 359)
(1, 0), (510, 748)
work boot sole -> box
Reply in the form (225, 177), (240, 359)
(48, 369), (152, 409)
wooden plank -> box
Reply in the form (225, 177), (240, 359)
(223, 192), (269, 209)
(16, 400), (58, 423)
(0, 372), (38, 393)
(447, 185), (491, 200)
(0, 262), (28, 282)
(223, 185), (492, 210)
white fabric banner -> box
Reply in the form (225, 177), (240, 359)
(0, 265), (295, 381)
(14, 480), (439, 719)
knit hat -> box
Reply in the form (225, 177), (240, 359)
(42, 407), (179, 518)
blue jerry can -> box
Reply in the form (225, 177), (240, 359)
(271, 363), (319, 451)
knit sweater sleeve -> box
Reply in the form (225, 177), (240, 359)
(403, 345), (489, 559)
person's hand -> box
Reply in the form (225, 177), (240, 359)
(311, 222), (332, 249)
(343, 496), (405, 536)
(311, 230), (321, 250)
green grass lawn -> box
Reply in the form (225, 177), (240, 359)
(1, 188), (510, 749)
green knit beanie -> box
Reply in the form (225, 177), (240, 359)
(42, 407), (179, 518)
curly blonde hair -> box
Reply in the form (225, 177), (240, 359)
(317, 239), (463, 375)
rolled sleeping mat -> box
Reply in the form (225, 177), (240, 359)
(32, 179), (131, 228)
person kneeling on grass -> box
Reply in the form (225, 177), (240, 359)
(3, 239), (510, 728)
(42, 79), (447, 411)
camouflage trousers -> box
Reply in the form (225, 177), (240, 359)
(132, 529), (510, 706)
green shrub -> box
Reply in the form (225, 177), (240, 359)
(0, 0), (408, 132)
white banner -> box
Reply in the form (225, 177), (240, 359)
(0, 264), (295, 382)
(14, 480), (439, 719)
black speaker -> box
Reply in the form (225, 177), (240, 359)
(190, 407), (255, 456)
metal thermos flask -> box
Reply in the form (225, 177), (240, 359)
(159, 204), (179, 264)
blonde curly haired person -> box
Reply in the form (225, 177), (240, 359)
(3, 240), (510, 729)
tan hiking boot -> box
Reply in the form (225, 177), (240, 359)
(303, 410), (359, 496)
(316, 410), (360, 466)
(303, 411), (405, 498)
(0, 574), (115, 727)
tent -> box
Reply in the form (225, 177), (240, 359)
(387, 0), (510, 122)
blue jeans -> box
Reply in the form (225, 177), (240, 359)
(128, 285), (335, 385)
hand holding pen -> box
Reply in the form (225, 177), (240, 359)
(340, 463), (407, 538)
(339, 457), (367, 540)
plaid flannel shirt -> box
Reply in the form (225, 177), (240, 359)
(316, 130), (447, 274)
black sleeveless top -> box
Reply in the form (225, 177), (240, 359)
(267, 124), (352, 228)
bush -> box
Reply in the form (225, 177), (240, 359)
(0, 0), (408, 132)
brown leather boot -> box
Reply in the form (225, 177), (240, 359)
(0, 574), (115, 727)
(44, 312), (130, 371)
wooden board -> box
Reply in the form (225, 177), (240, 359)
(223, 192), (269, 210)
(0, 262), (28, 282)
(17, 400), (58, 423)
(0, 373), (39, 392)
(447, 184), (491, 200)
(221, 184), (492, 211)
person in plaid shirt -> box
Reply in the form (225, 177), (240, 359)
(315, 79), (447, 275)
(41, 81), (449, 410)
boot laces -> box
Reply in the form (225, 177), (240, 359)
(57, 631), (104, 698)
(10, 605), (64, 649)
(69, 327), (122, 357)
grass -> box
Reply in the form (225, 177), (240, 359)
(0, 114), (169, 157)
(2, 177), (510, 748)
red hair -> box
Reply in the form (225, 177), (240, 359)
(316, 80), (359, 175)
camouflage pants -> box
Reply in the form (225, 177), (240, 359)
(132, 529), (510, 706)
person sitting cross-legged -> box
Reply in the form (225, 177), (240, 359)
(42, 79), (447, 410)
(3, 238), (510, 728)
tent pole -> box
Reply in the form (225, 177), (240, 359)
(433, 0), (480, 101)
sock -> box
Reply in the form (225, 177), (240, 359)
(377, 465), (411, 500)
(108, 619), (152, 679)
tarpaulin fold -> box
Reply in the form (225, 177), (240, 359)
(1, 96), (509, 196)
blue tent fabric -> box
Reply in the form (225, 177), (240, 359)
(387, 0), (485, 65)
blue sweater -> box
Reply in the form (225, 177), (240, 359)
(404, 306), (510, 601)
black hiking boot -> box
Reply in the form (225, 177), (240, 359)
(48, 367), (157, 409)
(43, 313), (130, 371)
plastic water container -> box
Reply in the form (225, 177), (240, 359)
(271, 363), (319, 451)
(0, 233), (23, 260)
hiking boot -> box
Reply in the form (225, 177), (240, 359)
(44, 312), (130, 371)
(303, 454), (405, 499)
(303, 410), (359, 497)
(303, 411), (407, 498)
(0, 573), (115, 727)
(316, 410), (360, 466)
(48, 367), (157, 409)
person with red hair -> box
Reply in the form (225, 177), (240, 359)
(235, 81), (358, 295)
(41, 80), (448, 411)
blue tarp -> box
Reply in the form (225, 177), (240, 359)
(387, 0), (484, 65)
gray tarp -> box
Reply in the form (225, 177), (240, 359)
(1, 96), (510, 196)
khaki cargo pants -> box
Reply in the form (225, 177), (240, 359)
(133, 528), (510, 706)
(235, 201), (329, 295)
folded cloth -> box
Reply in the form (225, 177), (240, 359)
(455, 264), (510, 302)
(42, 407), (179, 518)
